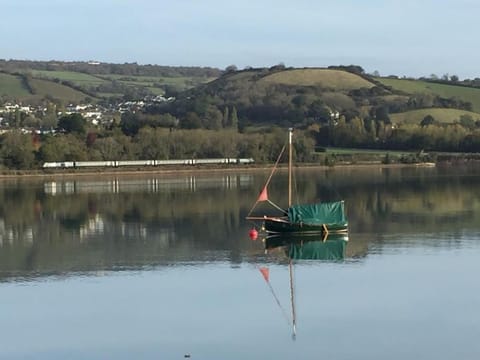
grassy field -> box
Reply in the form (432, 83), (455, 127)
(390, 108), (480, 125)
(311, 147), (420, 165)
(103, 74), (215, 88)
(320, 92), (356, 109)
(29, 78), (91, 102)
(225, 70), (259, 81)
(376, 77), (480, 112)
(27, 71), (215, 98)
(325, 147), (415, 156)
(260, 69), (375, 90)
(31, 70), (106, 86)
(0, 73), (31, 97)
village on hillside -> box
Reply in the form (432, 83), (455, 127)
(0, 95), (175, 134)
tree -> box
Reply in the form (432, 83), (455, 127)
(308, 100), (331, 123)
(420, 115), (435, 127)
(58, 113), (87, 134)
(373, 106), (391, 124)
(134, 127), (168, 159)
(292, 95), (307, 108)
(459, 114), (475, 130)
(225, 65), (238, 73)
(120, 112), (141, 136)
(181, 112), (202, 129)
(204, 105), (223, 130)
(0, 131), (35, 169)
(222, 107), (229, 128)
(41, 102), (58, 129)
(39, 134), (88, 162)
(91, 137), (123, 160)
(230, 106), (238, 130)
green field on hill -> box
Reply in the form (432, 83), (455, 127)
(390, 108), (480, 125)
(376, 77), (480, 112)
(29, 71), (215, 97)
(31, 70), (106, 86)
(260, 69), (375, 90)
(104, 74), (214, 84)
(29, 78), (91, 102)
(0, 73), (31, 97)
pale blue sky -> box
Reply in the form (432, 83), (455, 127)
(1, 0), (478, 78)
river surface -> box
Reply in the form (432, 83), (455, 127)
(1, 165), (480, 359)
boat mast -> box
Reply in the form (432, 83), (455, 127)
(288, 128), (293, 207)
(289, 259), (297, 339)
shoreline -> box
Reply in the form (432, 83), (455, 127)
(0, 162), (438, 180)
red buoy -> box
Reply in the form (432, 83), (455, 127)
(249, 228), (259, 241)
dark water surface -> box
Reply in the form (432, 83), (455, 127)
(1, 165), (480, 359)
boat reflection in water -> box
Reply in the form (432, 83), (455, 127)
(265, 233), (349, 261)
(259, 233), (349, 340)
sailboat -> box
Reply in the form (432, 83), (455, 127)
(247, 128), (348, 235)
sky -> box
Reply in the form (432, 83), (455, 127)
(1, 0), (479, 79)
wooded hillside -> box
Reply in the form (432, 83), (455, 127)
(2, 61), (480, 170)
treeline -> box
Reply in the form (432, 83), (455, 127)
(317, 115), (480, 153)
(0, 115), (316, 169)
(3, 110), (480, 171)
(417, 74), (480, 89)
(0, 59), (222, 78)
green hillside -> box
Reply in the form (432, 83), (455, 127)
(2, 61), (480, 130)
(376, 77), (480, 112)
(0, 60), (220, 103)
(0, 73), (31, 97)
(29, 78), (92, 102)
(31, 70), (106, 86)
(391, 108), (480, 125)
(260, 68), (375, 90)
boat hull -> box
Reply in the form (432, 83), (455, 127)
(264, 218), (348, 235)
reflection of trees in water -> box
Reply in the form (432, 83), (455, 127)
(0, 180), (257, 279)
(1, 169), (480, 240)
(1, 167), (480, 279)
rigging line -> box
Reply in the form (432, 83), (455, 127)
(292, 163), (299, 206)
(267, 200), (288, 215)
(246, 144), (287, 217)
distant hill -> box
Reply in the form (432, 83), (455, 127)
(1, 60), (480, 131)
(260, 68), (375, 90)
(0, 59), (221, 104)
(164, 65), (480, 129)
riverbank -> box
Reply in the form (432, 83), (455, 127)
(0, 161), (440, 180)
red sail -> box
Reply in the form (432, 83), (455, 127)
(259, 267), (269, 282)
(257, 186), (268, 202)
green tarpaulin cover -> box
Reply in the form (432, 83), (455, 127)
(287, 201), (347, 226)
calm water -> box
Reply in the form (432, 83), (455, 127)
(1, 165), (480, 359)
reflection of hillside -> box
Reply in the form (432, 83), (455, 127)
(1, 167), (480, 281)
(1, 168), (480, 237)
